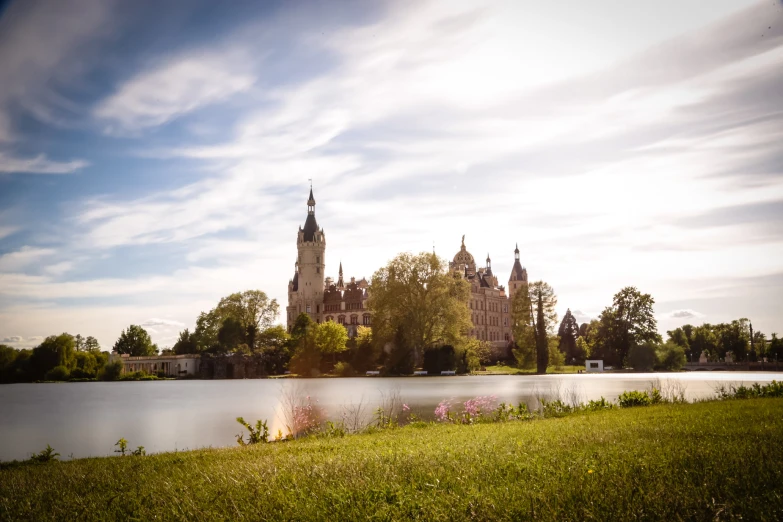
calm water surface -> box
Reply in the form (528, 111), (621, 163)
(0, 373), (779, 461)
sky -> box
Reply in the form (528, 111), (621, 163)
(1, 0), (782, 350)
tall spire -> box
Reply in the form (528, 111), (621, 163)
(337, 261), (344, 289)
(514, 243), (520, 260)
(307, 184), (316, 215)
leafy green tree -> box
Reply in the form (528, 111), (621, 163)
(558, 309), (582, 364)
(689, 324), (717, 362)
(217, 317), (246, 353)
(714, 319), (750, 361)
(74, 334), (84, 352)
(382, 325), (414, 375)
(368, 252), (471, 364)
(194, 290), (279, 352)
(592, 287), (661, 367)
(530, 281), (558, 374)
(30, 334), (76, 380)
(315, 320), (349, 364)
(84, 336), (101, 352)
(173, 328), (199, 354)
(510, 284), (535, 369)
(349, 326), (378, 373)
(626, 342), (657, 371)
(768, 333), (783, 362)
(258, 325), (294, 375)
(548, 335), (565, 368)
(666, 327), (689, 350)
(656, 341), (686, 371)
(113, 325), (156, 356)
(289, 313), (322, 376)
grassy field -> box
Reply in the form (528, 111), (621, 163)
(479, 364), (584, 375)
(2, 399), (782, 520)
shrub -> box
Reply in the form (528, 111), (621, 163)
(236, 417), (269, 445)
(333, 361), (355, 377)
(618, 390), (652, 408)
(28, 445), (59, 463)
(44, 365), (70, 381)
(626, 342), (657, 371)
(586, 397), (615, 411)
(99, 360), (123, 381)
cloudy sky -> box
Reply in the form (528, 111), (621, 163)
(1, 0), (782, 350)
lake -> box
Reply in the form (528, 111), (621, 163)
(1, 372), (779, 461)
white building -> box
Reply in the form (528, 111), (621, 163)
(110, 352), (200, 377)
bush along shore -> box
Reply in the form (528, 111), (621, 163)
(2, 382), (783, 520)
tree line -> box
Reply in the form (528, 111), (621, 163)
(4, 251), (776, 382)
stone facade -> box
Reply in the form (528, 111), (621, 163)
(199, 354), (266, 379)
(449, 237), (526, 349)
(286, 189), (531, 347)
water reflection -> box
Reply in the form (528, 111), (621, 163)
(0, 373), (779, 461)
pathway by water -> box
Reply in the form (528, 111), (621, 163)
(0, 373), (779, 461)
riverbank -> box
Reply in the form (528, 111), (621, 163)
(2, 398), (782, 520)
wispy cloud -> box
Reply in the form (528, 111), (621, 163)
(0, 246), (55, 272)
(94, 51), (255, 133)
(0, 152), (88, 174)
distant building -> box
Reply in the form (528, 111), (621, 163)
(286, 188), (531, 349)
(110, 352), (200, 377)
(286, 187), (370, 336)
(449, 236), (520, 348)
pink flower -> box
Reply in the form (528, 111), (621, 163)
(403, 404), (410, 411)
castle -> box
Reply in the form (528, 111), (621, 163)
(286, 188), (529, 348)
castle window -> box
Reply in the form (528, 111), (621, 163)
(316, 255), (320, 264)
(351, 315), (358, 325)
(504, 333), (509, 341)
(504, 318), (508, 326)
(306, 305), (311, 313)
(317, 267), (320, 274)
(316, 305), (320, 313)
(363, 314), (371, 325)
(338, 316), (345, 325)
(503, 304), (508, 313)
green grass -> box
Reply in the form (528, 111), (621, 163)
(480, 364), (583, 375)
(2, 399), (782, 520)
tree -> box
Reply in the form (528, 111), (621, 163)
(558, 309), (582, 364)
(368, 252), (471, 364)
(74, 334), (84, 352)
(529, 281), (558, 374)
(656, 341), (686, 371)
(258, 325), (294, 375)
(626, 342), (657, 371)
(30, 334), (76, 380)
(548, 335), (565, 368)
(173, 329), (198, 354)
(289, 313), (322, 376)
(591, 287), (660, 367)
(194, 290), (279, 352)
(314, 320), (349, 363)
(510, 283), (535, 369)
(217, 317), (246, 353)
(84, 336), (100, 352)
(690, 324), (717, 362)
(666, 327), (689, 350)
(349, 326), (378, 372)
(113, 325), (156, 356)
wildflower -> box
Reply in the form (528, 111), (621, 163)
(403, 404), (410, 411)
(588, 470), (593, 474)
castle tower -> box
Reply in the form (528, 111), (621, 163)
(287, 186), (326, 328)
(507, 243), (528, 300)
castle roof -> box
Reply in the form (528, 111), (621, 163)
(302, 213), (319, 241)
